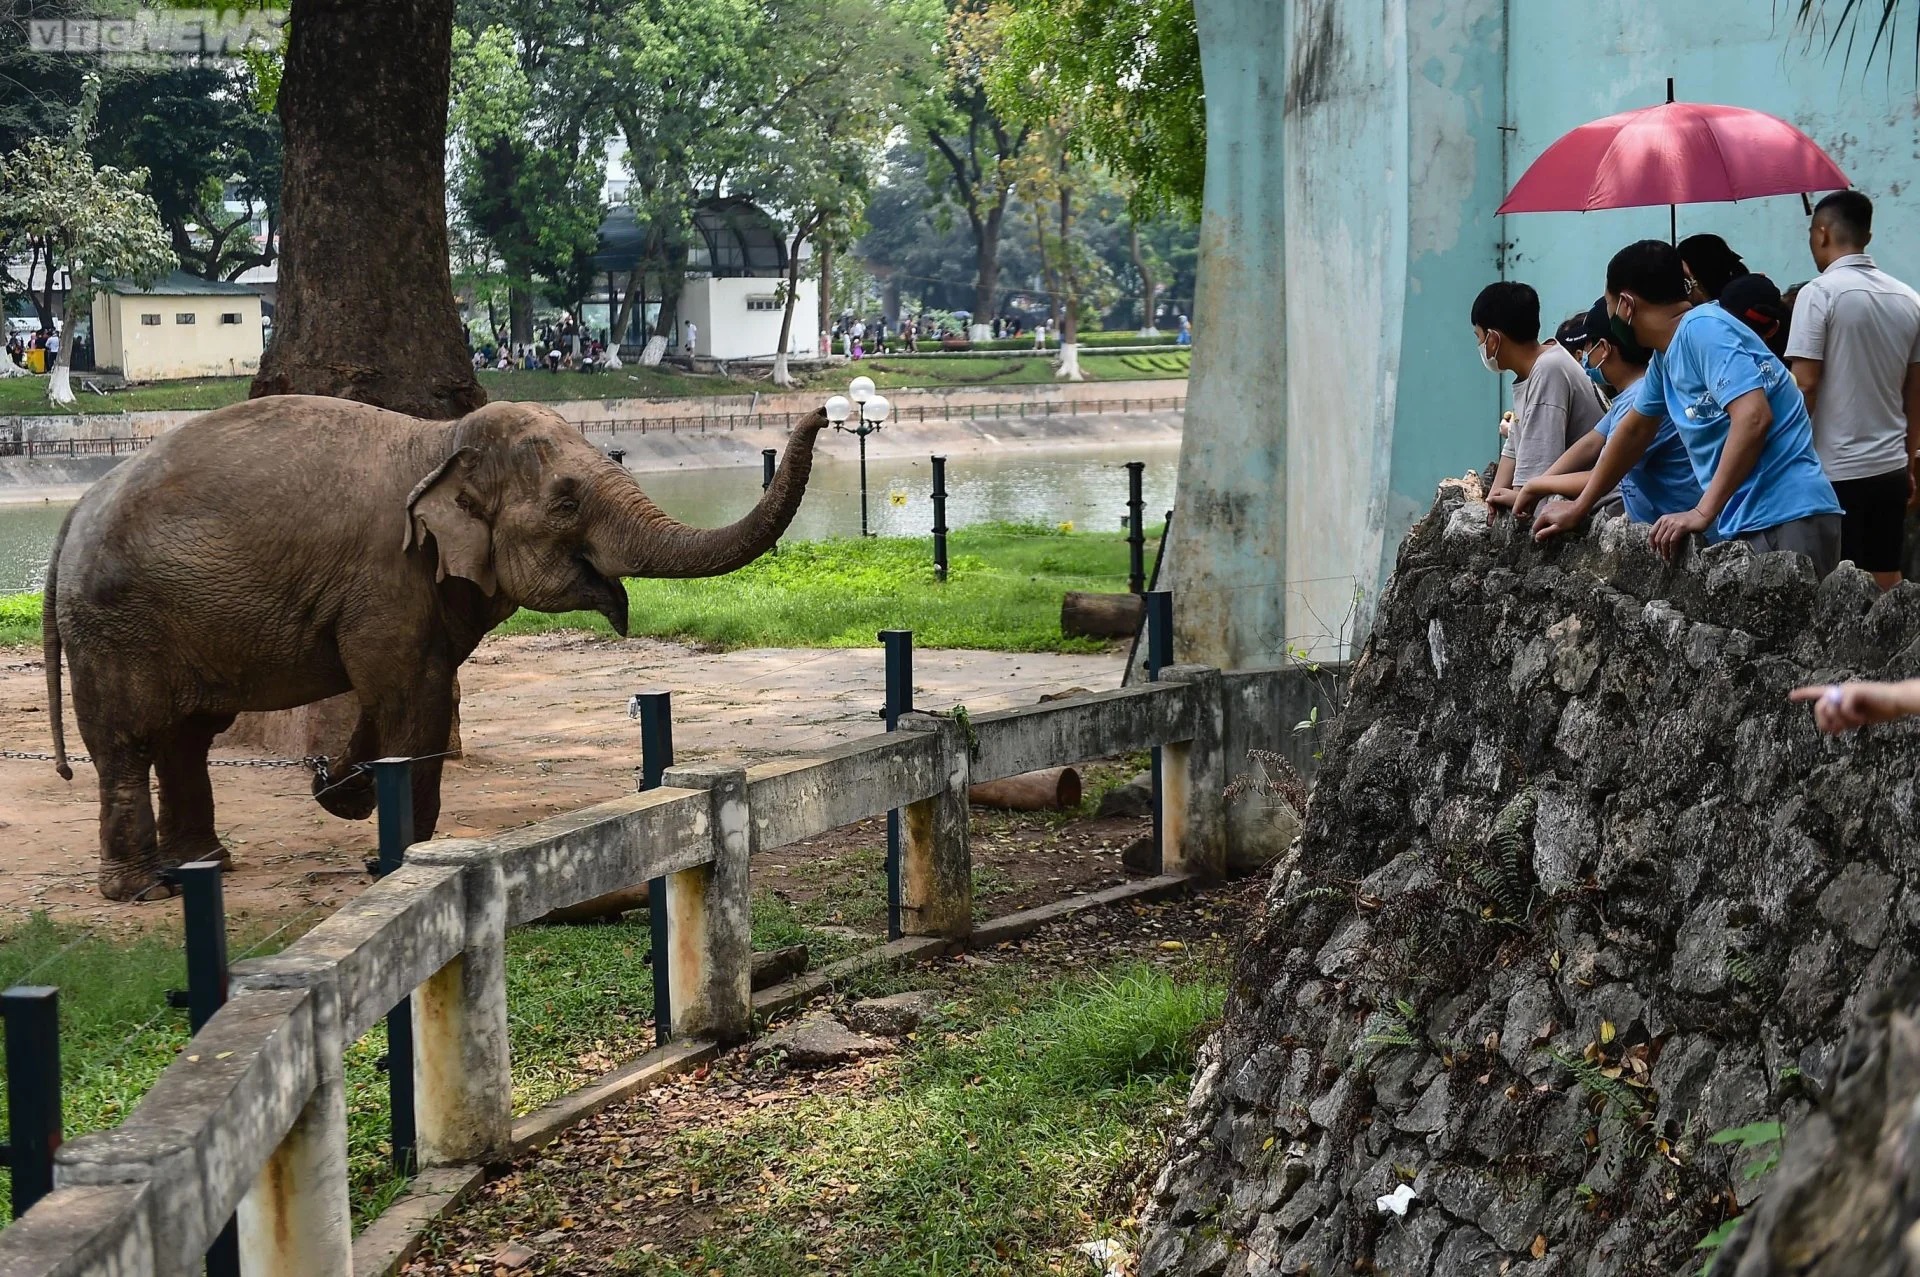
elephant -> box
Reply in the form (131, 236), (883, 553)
(42, 395), (827, 901)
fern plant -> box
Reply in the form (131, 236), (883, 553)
(1359, 997), (1423, 1063)
(1472, 789), (1537, 922)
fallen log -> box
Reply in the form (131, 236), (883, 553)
(751, 944), (811, 991)
(969, 766), (1082, 811)
(1061, 590), (1145, 639)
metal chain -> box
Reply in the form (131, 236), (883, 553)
(0, 748), (328, 772)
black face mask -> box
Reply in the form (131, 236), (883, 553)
(1609, 297), (1651, 365)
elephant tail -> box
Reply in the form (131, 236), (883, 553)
(43, 505), (74, 781)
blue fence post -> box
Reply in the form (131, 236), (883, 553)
(174, 860), (241, 1276)
(370, 758), (418, 1177)
(1, 986), (61, 1220)
(930, 457), (949, 582)
(881, 630), (914, 941)
(1146, 592), (1174, 875)
(633, 692), (675, 1046)
(1125, 462), (1147, 595)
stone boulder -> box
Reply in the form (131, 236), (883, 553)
(1140, 482), (1920, 1276)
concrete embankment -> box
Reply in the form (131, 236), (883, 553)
(0, 380), (1185, 502)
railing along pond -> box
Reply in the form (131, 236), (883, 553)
(0, 639), (1258, 1277)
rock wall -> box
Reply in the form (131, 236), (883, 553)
(1141, 480), (1920, 1276)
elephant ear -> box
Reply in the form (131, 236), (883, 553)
(403, 447), (497, 595)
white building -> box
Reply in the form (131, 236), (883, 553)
(592, 198), (818, 362)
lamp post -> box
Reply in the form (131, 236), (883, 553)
(825, 376), (891, 536)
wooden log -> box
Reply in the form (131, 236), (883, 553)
(968, 766), (1083, 811)
(751, 945), (811, 991)
(534, 883), (650, 926)
(1061, 591), (1145, 639)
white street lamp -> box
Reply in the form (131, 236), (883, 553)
(832, 381), (889, 536)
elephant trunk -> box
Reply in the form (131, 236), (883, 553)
(591, 408), (828, 579)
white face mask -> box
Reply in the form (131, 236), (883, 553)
(1478, 335), (1500, 373)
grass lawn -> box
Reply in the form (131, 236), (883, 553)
(1, 525), (1152, 652)
(497, 524), (1153, 653)
(652, 963), (1223, 1274)
(0, 352), (1185, 416)
(0, 890), (888, 1230)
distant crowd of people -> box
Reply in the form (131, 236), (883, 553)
(1476, 190), (1920, 586)
(471, 315), (616, 373)
(6, 327), (58, 369)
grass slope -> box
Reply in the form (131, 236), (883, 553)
(0, 355), (1185, 417)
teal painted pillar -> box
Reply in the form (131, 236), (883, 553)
(1165, 0), (1289, 671)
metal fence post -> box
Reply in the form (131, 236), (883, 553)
(930, 456), (949, 582)
(1125, 461), (1147, 594)
(634, 692), (675, 1045)
(370, 758), (417, 1177)
(1, 986), (60, 1220)
(175, 859), (241, 1276)
(1146, 592), (1174, 875)
(881, 630), (914, 941)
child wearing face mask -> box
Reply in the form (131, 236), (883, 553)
(1472, 280), (1608, 509)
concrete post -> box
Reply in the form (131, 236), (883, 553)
(896, 713), (972, 939)
(1157, 665), (1227, 879)
(658, 764), (753, 1044)
(403, 840), (514, 1165)
(231, 978), (352, 1277)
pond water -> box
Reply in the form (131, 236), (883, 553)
(0, 442), (1181, 593)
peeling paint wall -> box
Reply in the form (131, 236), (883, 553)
(1175, 0), (1920, 670)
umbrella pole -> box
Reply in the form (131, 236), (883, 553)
(1670, 203), (1676, 246)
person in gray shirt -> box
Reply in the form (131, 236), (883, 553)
(1473, 280), (1608, 509)
(1789, 190), (1920, 589)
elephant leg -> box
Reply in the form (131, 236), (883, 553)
(92, 741), (170, 902)
(356, 675), (455, 848)
(155, 714), (233, 870)
(312, 704), (379, 822)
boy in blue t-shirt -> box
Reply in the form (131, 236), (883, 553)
(1516, 299), (1705, 527)
(1534, 241), (1843, 575)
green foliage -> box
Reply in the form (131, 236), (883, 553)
(1122, 351), (1191, 374)
(1548, 1047), (1651, 1122)
(0, 591), (38, 646)
(988, 0), (1204, 219)
(1472, 789), (1536, 922)
(499, 525), (1148, 652)
(1693, 1120), (1786, 1271)
(1359, 998), (1422, 1062)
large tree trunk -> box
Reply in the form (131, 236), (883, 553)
(249, 0), (483, 419)
(817, 241), (833, 356)
(46, 289), (81, 407)
(771, 222), (810, 388)
(970, 202), (1004, 342)
(1131, 220), (1160, 335)
(1056, 187), (1084, 382)
(237, 0), (480, 769)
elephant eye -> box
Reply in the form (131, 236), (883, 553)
(551, 495), (580, 518)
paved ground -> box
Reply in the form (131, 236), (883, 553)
(0, 634), (1124, 932)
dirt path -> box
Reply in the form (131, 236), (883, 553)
(0, 635), (1124, 933)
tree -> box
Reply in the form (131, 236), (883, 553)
(606, 0), (765, 346)
(1794, 1), (1920, 69)
(451, 2), (615, 344)
(988, 0), (1204, 219)
(922, 0), (1030, 340)
(93, 63), (282, 283)
(250, 0), (483, 419)
(745, 0), (937, 385)
(0, 102), (175, 405)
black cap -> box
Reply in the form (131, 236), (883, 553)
(1554, 312), (1592, 348)
(1580, 297), (1612, 347)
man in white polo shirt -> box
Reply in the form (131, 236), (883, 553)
(1789, 190), (1920, 588)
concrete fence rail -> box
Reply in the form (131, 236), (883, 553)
(0, 661), (1297, 1277)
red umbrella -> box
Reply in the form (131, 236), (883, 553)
(1498, 99), (1850, 217)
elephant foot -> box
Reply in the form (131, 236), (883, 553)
(313, 765), (377, 821)
(99, 859), (172, 903)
